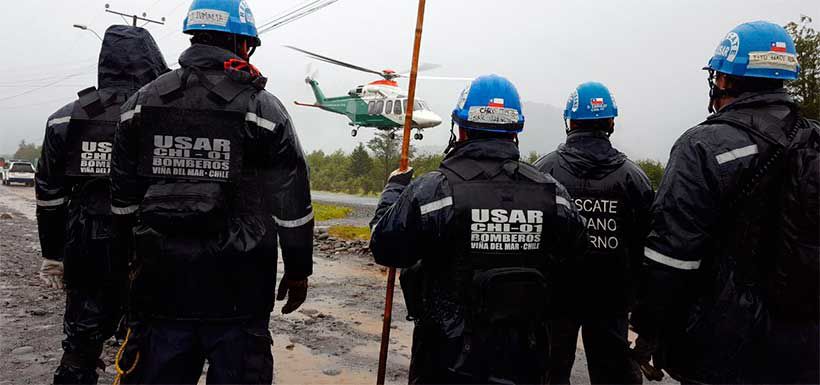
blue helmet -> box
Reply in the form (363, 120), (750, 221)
(452, 75), (525, 133)
(564, 82), (618, 121)
(183, 0), (261, 47)
(706, 21), (799, 80)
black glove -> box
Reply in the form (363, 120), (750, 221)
(387, 167), (414, 186)
(276, 274), (308, 314)
(632, 335), (665, 381)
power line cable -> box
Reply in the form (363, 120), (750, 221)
(0, 0), (342, 102)
(0, 96), (73, 110)
(0, 71), (87, 103)
(256, 0), (324, 31)
(258, 0), (340, 34)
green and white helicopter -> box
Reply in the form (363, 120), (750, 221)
(287, 46), (470, 139)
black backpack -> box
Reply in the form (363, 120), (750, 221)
(769, 118), (820, 321)
(683, 116), (820, 381)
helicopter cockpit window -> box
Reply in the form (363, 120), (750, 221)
(394, 100), (402, 115)
(414, 100), (424, 111)
(375, 100), (384, 115)
(385, 100), (394, 115)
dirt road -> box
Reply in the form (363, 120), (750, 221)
(0, 185), (667, 384)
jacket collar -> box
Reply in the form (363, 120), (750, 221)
(719, 89), (796, 113)
(178, 44), (241, 70)
(444, 139), (520, 162)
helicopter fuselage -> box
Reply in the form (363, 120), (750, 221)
(296, 79), (442, 131)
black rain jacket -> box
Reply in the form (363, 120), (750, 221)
(36, 26), (167, 286)
(535, 130), (654, 314)
(110, 44), (313, 320)
(370, 139), (588, 383)
(634, 90), (817, 383)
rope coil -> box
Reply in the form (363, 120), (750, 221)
(112, 328), (140, 385)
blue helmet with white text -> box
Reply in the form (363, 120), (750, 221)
(452, 75), (525, 133)
(705, 20), (799, 80)
(183, 0), (261, 46)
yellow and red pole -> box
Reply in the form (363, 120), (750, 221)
(376, 0), (427, 383)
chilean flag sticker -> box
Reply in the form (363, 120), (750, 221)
(590, 98), (605, 107)
(771, 42), (787, 53)
(488, 98), (505, 108)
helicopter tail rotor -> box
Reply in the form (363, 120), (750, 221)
(305, 63), (320, 84)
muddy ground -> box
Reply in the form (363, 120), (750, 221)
(0, 185), (669, 384)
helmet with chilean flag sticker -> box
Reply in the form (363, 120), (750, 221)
(452, 74), (525, 133)
(564, 81), (618, 121)
(705, 21), (799, 80)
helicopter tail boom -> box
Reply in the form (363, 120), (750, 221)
(294, 101), (324, 108)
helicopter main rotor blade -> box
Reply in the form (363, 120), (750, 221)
(284, 45), (385, 77)
(397, 62), (441, 75)
(401, 75), (475, 81)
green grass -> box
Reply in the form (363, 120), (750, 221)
(328, 225), (371, 240)
(313, 202), (352, 222)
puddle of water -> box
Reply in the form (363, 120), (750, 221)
(272, 335), (377, 385)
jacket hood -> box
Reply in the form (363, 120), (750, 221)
(557, 130), (626, 179)
(98, 25), (168, 92)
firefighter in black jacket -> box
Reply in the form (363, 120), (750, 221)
(633, 21), (819, 384)
(371, 75), (588, 384)
(535, 82), (652, 384)
(109, 1), (313, 383)
(35, 26), (168, 384)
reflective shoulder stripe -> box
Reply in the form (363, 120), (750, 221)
(47, 116), (71, 127)
(419, 196), (453, 215)
(645, 247), (701, 270)
(274, 210), (314, 228)
(36, 197), (65, 207)
(120, 105), (143, 123)
(556, 195), (571, 209)
(246, 112), (277, 131)
(111, 205), (139, 215)
(715, 144), (758, 165)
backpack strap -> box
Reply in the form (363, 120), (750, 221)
(156, 70), (184, 102)
(703, 104), (798, 147)
(731, 115), (803, 207)
(440, 157), (495, 182)
(186, 66), (257, 104)
(77, 87), (105, 118)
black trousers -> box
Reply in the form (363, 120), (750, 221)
(54, 286), (125, 385)
(549, 314), (641, 385)
(120, 316), (273, 384)
(408, 325), (549, 385)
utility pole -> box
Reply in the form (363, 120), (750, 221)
(104, 3), (165, 27)
(376, 1), (427, 384)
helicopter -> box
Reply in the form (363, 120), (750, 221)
(286, 46), (470, 139)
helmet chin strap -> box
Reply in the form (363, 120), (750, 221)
(444, 120), (457, 155)
(707, 69), (735, 114)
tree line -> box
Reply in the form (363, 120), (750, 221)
(307, 131), (667, 194)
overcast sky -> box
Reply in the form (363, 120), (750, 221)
(0, 0), (816, 162)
